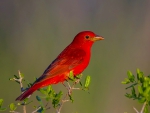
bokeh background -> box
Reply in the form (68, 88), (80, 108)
(0, 0), (150, 113)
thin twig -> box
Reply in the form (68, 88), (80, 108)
(56, 88), (70, 113)
(133, 107), (139, 113)
(72, 88), (81, 90)
(18, 71), (23, 89)
(140, 102), (147, 113)
(9, 111), (20, 113)
(133, 102), (147, 113)
(56, 93), (68, 113)
(56, 78), (82, 113)
(31, 106), (41, 113)
(18, 70), (26, 113)
(126, 82), (138, 89)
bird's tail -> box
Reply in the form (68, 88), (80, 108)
(15, 84), (39, 101)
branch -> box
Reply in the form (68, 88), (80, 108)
(133, 107), (139, 113)
(56, 93), (68, 113)
(56, 78), (82, 113)
(31, 106), (41, 113)
(133, 102), (147, 113)
(140, 102), (147, 113)
(12, 71), (27, 113)
(9, 111), (20, 113)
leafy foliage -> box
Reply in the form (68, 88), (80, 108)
(122, 69), (150, 113)
(0, 71), (91, 113)
(0, 99), (7, 111)
(9, 103), (17, 111)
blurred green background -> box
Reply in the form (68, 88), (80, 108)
(0, 1), (150, 113)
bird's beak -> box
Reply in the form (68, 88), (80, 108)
(92, 35), (104, 41)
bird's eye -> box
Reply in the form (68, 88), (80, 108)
(85, 35), (90, 39)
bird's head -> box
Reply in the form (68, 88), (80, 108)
(72, 31), (104, 47)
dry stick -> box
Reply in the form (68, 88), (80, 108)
(140, 102), (147, 113)
(32, 101), (50, 113)
(31, 106), (41, 113)
(9, 111), (19, 113)
(15, 71), (49, 113)
(133, 102), (147, 113)
(18, 70), (27, 113)
(13, 71), (26, 113)
(133, 107), (139, 113)
(56, 93), (69, 113)
(56, 82), (71, 113)
(56, 78), (82, 113)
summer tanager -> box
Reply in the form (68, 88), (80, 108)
(16, 31), (104, 101)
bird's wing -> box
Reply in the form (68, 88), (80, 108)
(35, 48), (86, 83)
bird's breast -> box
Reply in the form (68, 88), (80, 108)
(72, 51), (91, 76)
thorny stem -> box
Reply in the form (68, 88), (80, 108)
(56, 78), (82, 113)
(133, 102), (147, 113)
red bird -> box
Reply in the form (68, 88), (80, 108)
(16, 31), (104, 101)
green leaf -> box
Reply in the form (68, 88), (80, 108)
(52, 98), (59, 108)
(84, 75), (91, 88)
(69, 94), (74, 103)
(121, 78), (130, 84)
(36, 96), (42, 102)
(144, 104), (148, 113)
(144, 76), (150, 82)
(143, 81), (149, 89)
(75, 74), (82, 79)
(0, 107), (7, 111)
(42, 86), (56, 100)
(147, 92), (150, 102)
(125, 93), (132, 98)
(17, 103), (21, 106)
(14, 75), (19, 79)
(143, 87), (150, 99)
(127, 71), (135, 82)
(20, 72), (24, 78)
(0, 99), (3, 107)
(138, 97), (146, 103)
(45, 96), (51, 101)
(137, 68), (140, 75)
(23, 98), (28, 103)
(53, 91), (63, 101)
(69, 71), (74, 81)
(39, 88), (47, 95)
(57, 91), (63, 98)
(52, 91), (63, 108)
(36, 96), (44, 108)
(37, 106), (45, 113)
(27, 82), (33, 88)
(131, 87), (136, 97)
(0, 99), (6, 111)
(9, 103), (17, 111)
(138, 85), (143, 94)
(46, 85), (52, 93)
(9, 78), (14, 81)
(143, 77), (150, 89)
(79, 81), (82, 86)
(137, 69), (144, 83)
